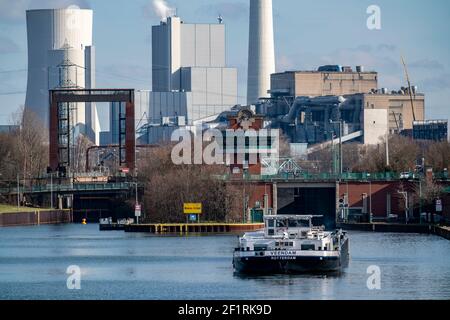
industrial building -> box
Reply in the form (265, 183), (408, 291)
(25, 8), (99, 143)
(361, 90), (425, 134)
(270, 67), (378, 98)
(413, 120), (448, 142)
(106, 90), (151, 145)
(258, 88), (425, 147)
(149, 16), (238, 126)
(252, 65), (426, 147)
(247, 0), (275, 105)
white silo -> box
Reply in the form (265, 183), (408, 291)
(25, 8), (99, 144)
(247, 0), (275, 105)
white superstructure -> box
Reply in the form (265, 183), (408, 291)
(247, 0), (275, 105)
(25, 8), (99, 143)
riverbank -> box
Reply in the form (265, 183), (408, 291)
(0, 206), (72, 227)
(337, 222), (450, 241)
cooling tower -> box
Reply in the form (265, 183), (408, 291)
(25, 8), (99, 143)
(247, 0), (275, 105)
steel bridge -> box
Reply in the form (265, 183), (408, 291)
(0, 183), (133, 195)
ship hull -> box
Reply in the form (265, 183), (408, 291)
(234, 239), (349, 275)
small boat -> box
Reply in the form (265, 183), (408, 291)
(233, 215), (349, 274)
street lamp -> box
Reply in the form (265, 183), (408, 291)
(398, 191), (409, 224)
(50, 172), (54, 209)
(367, 173), (373, 223)
(17, 173), (20, 210)
(0, 173), (3, 204)
(135, 181), (139, 225)
(330, 120), (343, 177)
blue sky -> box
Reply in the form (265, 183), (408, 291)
(1, 0), (449, 126)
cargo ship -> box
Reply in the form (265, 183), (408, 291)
(233, 215), (349, 274)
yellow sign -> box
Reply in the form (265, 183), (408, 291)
(184, 203), (202, 214)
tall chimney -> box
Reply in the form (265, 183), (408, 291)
(247, 0), (275, 105)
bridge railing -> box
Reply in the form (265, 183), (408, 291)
(0, 183), (132, 194)
(215, 172), (400, 182)
(260, 172), (398, 181)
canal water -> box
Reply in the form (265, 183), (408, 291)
(0, 224), (449, 300)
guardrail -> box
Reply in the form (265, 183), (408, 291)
(0, 182), (133, 194)
(217, 171), (449, 182)
(216, 172), (398, 182)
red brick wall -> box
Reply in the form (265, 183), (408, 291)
(228, 116), (265, 176)
(248, 183), (274, 210)
(229, 181), (274, 216)
(338, 181), (417, 219)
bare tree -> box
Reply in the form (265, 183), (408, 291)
(412, 180), (444, 207)
(425, 141), (450, 172)
(307, 145), (334, 174)
(72, 134), (94, 174)
(138, 144), (239, 223)
(0, 132), (19, 180)
(13, 108), (48, 183)
(352, 135), (420, 173)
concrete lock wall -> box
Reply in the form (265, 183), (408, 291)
(0, 210), (72, 227)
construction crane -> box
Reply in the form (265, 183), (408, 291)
(392, 111), (400, 133)
(401, 55), (416, 122)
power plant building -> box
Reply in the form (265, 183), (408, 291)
(261, 65), (425, 146)
(260, 86), (425, 147)
(25, 8), (99, 143)
(360, 91), (425, 134)
(150, 16), (238, 126)
(270, 68), (378, 98)
(108, 90), (151, 145)
(413, 120), (448, 142)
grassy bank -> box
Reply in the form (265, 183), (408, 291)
(0, 204), (51, 214)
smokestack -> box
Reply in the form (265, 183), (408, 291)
(247, 0), (275, 105)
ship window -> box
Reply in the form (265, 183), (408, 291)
(289, 242), (294, 247)
(276, 220), (287, 228)
(254, 245), (268, 251)
(318, 247), (322, 251)
(275, 242), (280, 246)
(289, 220), (310, 228)
(268, 229), (275, 236)
(301, 244), (315, 251)
(267, 220), (274, 228)
(246, 247), (250, 251)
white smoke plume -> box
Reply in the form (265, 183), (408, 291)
(152, 0), (176, 22)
